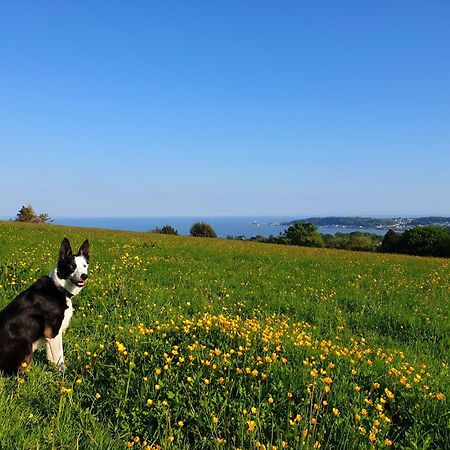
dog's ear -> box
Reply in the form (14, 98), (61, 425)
(59, 238), (72, 260)
(77, 239), (90, 262)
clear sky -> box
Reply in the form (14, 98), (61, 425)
(1, 1), (449, 218)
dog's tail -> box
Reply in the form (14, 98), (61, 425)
(0, 338), (32, 376)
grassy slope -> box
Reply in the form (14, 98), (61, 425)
(0, 222), (448, 449)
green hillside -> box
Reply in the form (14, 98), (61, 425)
(0, 222), (448, 449)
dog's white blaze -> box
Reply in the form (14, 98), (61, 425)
(49, 255), (89, 296)
(72, 255), (88, 281)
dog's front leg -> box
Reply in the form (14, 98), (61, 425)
(46, 334), (66, 372)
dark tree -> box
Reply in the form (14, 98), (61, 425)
(282, 222), (324, 248)
(379, 229), (401, 253)
(399, 226), (450, 257)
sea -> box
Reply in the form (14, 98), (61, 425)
(50, 216), (387, 239)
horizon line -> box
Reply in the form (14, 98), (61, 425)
(3, 213), (450, 220)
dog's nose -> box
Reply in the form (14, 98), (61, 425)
(81, 274), (88, 280)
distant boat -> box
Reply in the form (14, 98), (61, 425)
(251, 220), (260, 226)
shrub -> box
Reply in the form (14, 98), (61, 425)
(330, 232), (381, 252)
(151, 225), (178, 235)
(345, 235), (377, 252)
(190, 222), (217, 238)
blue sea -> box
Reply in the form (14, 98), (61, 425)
(51, 216), (386, 239)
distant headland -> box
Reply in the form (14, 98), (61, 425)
(280, 217), (450, 231)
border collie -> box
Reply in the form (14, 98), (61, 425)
(0, 238), (89, 375)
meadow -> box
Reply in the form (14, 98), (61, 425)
(0, 222), (448, 449)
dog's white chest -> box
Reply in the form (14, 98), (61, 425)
(60, 298), (73, 333)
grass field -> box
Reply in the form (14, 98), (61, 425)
(0, 222), (448, 449)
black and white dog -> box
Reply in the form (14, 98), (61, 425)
(0, 238), (89, 375)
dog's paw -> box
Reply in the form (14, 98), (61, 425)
(57, 361), (67, 373)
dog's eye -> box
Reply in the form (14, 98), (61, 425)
(70, 264), (76, 271)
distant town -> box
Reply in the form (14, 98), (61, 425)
(276, 216), (450, 231)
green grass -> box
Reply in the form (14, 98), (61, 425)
(0, 221), (448, 449)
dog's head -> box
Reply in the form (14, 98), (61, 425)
(57, 238), (90, 288)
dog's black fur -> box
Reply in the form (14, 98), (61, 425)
(0, 238), (88, 375)
(0, 277), (68, 374)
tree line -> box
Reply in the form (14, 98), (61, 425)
(378, 226), (450, 257)
(239, 222), (383, 252)
(251, 222), (450, 258)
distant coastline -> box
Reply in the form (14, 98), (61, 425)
(281, 216), (450, 231)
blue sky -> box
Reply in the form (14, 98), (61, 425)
(1, 1), (449, 217)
